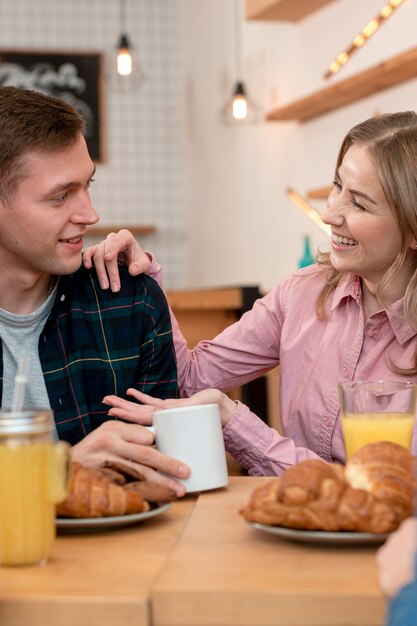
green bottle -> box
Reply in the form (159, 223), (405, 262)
(298, 235), (315, 268)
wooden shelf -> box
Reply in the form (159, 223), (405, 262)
(87, 225), (156, 237)
(306, 185), (332, 200)
(266, 46), (417, 122)
(246, 0), (333, 21)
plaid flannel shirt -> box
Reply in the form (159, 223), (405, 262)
(0, 266), (179, 445)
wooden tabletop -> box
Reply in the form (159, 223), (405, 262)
(151, 477), (387, 626)
(0, 497), (196, 626)
(0, 477), (389, 626)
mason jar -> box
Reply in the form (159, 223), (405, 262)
(0, 410), (69, 566)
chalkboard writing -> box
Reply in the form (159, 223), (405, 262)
(0, 50), (103, 161)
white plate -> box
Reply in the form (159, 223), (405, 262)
(56, 503), (171, 532)
(249, 521), (389, 545)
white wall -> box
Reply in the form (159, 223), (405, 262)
(179, 0), (417, 293)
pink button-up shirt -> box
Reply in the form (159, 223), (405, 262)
(150, 260), (417, 475)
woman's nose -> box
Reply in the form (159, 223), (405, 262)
(322, 193), (344, 227)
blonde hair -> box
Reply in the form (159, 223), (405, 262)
(315, 111), (417, 375)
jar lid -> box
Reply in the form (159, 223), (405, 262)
(0, 410), (54, 437)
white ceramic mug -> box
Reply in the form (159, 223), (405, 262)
(152, 403), (228, 493)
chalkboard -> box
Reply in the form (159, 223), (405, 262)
(0, 49), (104, 161)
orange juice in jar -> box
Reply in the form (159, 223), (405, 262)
(0, 410), (69, 566)
(339, 381), (416, 459)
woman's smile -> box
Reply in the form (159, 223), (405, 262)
(331, 232), (358, 248)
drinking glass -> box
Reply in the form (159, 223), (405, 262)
(339, 380), (416, 459)
(0, 410), (69, 566)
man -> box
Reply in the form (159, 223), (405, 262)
(0, 86), (188, 495)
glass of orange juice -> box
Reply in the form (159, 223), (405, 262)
(339, 380), (416, 459)
(0, 410), (69, 566)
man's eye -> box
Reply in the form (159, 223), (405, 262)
(54, 192), (68, 202)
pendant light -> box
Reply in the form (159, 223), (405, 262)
(117, 33), (132, 77)
(111, 0), (145, 89)
(115, 0), (141, 80)
(116, 0), (132, 76)
(221, 0), (261, 124)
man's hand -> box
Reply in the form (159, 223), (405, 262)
(103, 388), (237, 428)
(71, 420), (190, 497)
(376, 517), (417, 597)
(83, 229), (150, 292)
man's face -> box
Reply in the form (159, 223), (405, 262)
(0, 134), (99, 278)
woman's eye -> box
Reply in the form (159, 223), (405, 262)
(351, 199), (366, 211)
(332, 179), (342, 190)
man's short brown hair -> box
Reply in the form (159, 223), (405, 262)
(0, 86), (86, 204)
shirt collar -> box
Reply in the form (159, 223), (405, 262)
(386, 298), (416, 344)
(330, 273), (416, 345)
(331, 273), (362, 310)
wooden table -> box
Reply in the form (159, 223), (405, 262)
(1, 477), (389, 626)
(0, 497), (196, 626)
(152, 477), (388, 626)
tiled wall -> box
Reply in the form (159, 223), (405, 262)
(0, 0), (184, 288)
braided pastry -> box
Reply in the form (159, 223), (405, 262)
(57, 462), (150, 518)
(240, 442), (416, 533)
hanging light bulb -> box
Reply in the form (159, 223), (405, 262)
(221, 0), (261, 125)
(117, 34), (132, 76)
(113, 0), (144, 85)
(232, 82), (248, 120)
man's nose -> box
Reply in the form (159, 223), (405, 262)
(71, 196), (99, 225)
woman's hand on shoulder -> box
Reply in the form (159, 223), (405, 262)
(83, 229), (151, 292)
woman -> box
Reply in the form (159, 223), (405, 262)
(84, 112), (417, 476)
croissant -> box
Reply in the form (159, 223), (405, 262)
(57, 462), (150, 518)
(101, 459), (178, 503)
(124, 481), (178, 503)
(241, 460), (346, 531)
(240, 442), (416, 534)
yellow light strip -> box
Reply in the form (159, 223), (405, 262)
(286, 187), (331, 235)
(324, 0), (406, 79)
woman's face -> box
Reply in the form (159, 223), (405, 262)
(322, 143), (414, 293)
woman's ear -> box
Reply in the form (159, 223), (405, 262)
(409, 237), (417, 250)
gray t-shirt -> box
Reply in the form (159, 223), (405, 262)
(0, 285), (58, 438)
